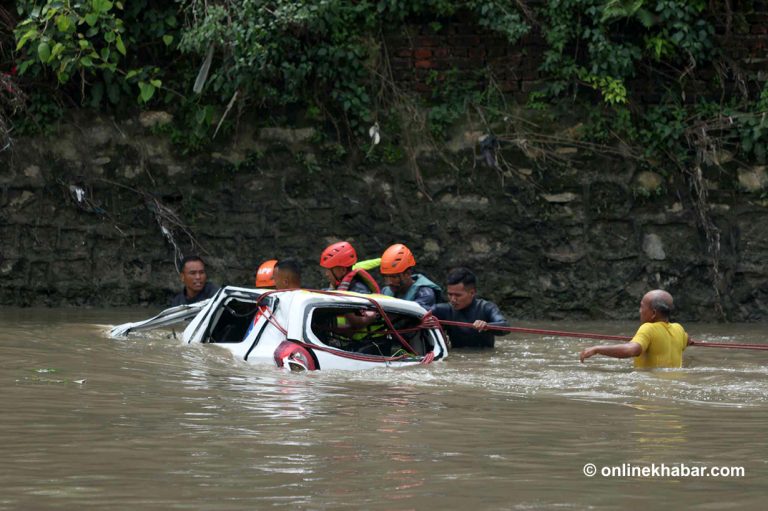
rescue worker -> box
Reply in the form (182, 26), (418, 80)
(318, 241), (381, 339)
(274, 258), (302, 289)
(380, 243), (442, 310)
(320, 241), (380, 294)
(255, 259), (277, 288)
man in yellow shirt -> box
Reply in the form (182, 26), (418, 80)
(579, 290), (691, 368)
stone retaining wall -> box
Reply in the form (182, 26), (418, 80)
(2, 113), (767, 321)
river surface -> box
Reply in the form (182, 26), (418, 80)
(1, 307), (766, 510)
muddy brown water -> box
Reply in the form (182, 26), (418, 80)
(1, 307), (767, 510)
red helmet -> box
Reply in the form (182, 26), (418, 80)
(320, 241), (357, 269)
(380, 244), (416, 275)
(255, 259), (277, 287)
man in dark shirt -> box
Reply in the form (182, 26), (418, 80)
(432, 267), (508, 348)
(171, 255), (220, 306)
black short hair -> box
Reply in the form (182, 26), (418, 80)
(179, 255), (205, 273)
(446, 267), (477, 288)
(275, 258), (301, 277)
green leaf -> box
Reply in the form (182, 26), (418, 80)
(51, 42), (65, 60)
(92, 0), (114, 13)
(125, 69), (140, 79)
(37, 41), (51, 63)
(16, 29), (38, 51)
(100, 47), (110, 61)
(84, 13), (98, 27)
(150, 79), (162, 88)
(56, 15), (72, 33)
(17, 60), (32, 74)
(43, 5), (59, 21)
(58, 57), (73, 75)
(162, 34), (173, 46)
(115, 34), (126, 55)
(138, 81), (156, 103)
(193, 106), (214, 126)
(104, 31), (115, 43)
(636, 8), (654, 28)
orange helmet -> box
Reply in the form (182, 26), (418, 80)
(255, 259), (277, 287)
(380, 244), (416, 275)
(320, 241), (358, 269)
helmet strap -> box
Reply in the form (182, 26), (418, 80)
(330, 267), (348, 287)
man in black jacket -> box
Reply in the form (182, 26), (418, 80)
(432, 267), (508, 349)
(171, 255), (219, 306)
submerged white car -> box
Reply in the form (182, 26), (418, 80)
(111, 286), (449, 371)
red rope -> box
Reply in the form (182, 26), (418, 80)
(251, 291), (768, 353)
(688, 340), (768, 351)
(290, 338), (417, 362)
(252, 290), (288, 335)
(364, 312), (442, 336)
(438, 320), (633, 341)
(438, 320), (768, 351)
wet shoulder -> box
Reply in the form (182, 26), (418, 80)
(431, 303), (452, 319)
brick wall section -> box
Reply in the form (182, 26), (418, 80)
(729, 9), (768, 80)
(386, 6), (768, 101)
(386, 23), (544, 98)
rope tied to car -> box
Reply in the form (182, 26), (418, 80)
(436, 320), (768, 351)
